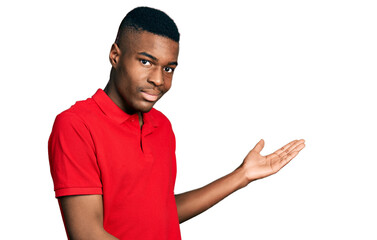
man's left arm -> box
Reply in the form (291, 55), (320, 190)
(175, 139), (305, 223)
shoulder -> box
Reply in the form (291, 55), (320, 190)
(53, 110), (86, 131)
(51, 97), (98, 136)
(49, 101), (96, 152)
(67, 98), (97, 119)
(54, 97), (97, 126)
(149, 108), (169, 120)
(148, 108), (172, 127)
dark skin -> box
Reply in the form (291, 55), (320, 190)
(59, 30), (305, 239)
(104, 30), (179, 125)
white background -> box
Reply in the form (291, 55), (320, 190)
(1, 0), (376, 239)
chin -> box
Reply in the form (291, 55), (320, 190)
(140, 108), (153, 113)
(137, 102), (156, 113)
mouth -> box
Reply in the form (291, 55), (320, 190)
(140, 89), (161, 102)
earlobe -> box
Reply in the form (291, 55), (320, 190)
(109, 43), (121, 68)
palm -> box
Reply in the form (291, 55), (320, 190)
(242, 139), (305, 181)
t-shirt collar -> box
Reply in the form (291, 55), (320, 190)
(92, 88), (158, 127)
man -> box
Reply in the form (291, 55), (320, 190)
(48, 6), (305, 240)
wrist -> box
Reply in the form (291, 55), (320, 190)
(233, 165), (251, 189)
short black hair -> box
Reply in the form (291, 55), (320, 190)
(115, 6), (180, 45)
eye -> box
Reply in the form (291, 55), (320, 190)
(164, 67), (174, 73)
(140, 59), (151, 66)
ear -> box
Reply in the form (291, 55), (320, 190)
(109, 43), (121, 68)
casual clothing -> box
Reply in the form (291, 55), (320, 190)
(48, 89), (181, 239)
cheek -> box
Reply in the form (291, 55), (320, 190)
(163, 79), (173, 93)
(119, 64), (144, 88)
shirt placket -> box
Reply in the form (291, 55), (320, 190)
(141, 122), (154, 163)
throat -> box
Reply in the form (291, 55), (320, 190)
(138, 112), (144, 128)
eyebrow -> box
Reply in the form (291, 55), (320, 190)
(138, 52), (157, 61)
(138, 52), (178, 66)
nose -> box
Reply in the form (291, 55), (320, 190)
(148, 68), (164, 86)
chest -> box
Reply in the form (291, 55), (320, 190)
(89, 119), (176, 190)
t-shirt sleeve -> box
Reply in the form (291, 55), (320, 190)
(48, 111), (102, 198)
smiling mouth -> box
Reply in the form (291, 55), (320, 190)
(140, 90), (161, 102)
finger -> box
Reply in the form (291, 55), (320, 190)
(285, 139), (305, 155)
(279, 141), (305, 165)
(279, 150), (300, 167)
(252, 139), (265, 154)
(293, 141), (306, 153)
(274, 140), (298, 157)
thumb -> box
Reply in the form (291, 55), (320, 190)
(252, 139), (265, 154)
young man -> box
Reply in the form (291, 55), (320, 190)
(48, 7), (305, 240)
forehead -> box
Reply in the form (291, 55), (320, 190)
(122, 30), (179, 61)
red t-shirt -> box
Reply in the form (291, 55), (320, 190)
(48, 89), (181, 240)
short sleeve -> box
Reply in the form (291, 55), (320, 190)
(48, 111), (102, 198)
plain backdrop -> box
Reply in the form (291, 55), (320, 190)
(1, 0), (376, 239)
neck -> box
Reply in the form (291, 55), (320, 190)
(138, 112), (144, 128)
(104, 78), (135, 115)
(104, 77), (144, 128)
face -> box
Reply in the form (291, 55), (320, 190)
(107, 30), (179, 115)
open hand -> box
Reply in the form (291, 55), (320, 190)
(241, 139), (305, 183)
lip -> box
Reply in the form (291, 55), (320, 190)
(140, 90), (160, 102)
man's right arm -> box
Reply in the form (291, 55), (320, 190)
(59, 195), (119, 240)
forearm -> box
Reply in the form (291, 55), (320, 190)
(175, 166), (249, 223)
(175, 139), (305, 223)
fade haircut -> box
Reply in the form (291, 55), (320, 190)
(115, 6), (180, 47)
